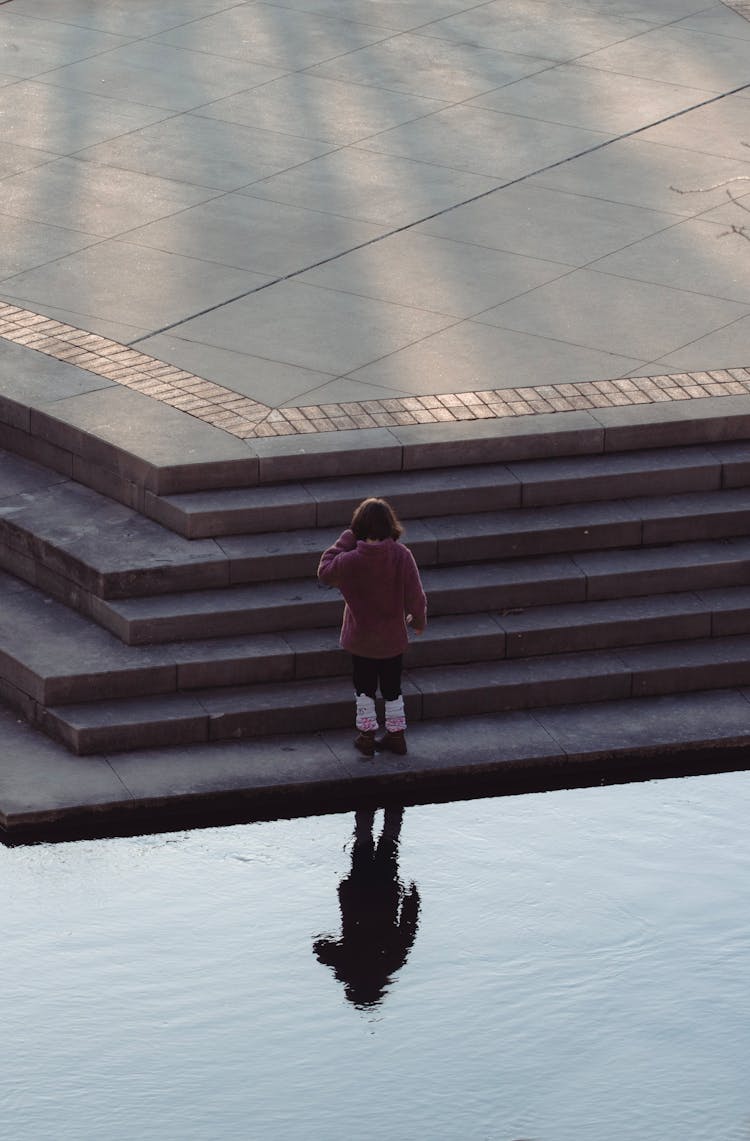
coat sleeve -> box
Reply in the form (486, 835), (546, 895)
(317, 529), (357, 585)
(403, 548), (427, 630)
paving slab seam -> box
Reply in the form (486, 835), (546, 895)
(123, 74), (750, 354)
(2, 302), (750, 441)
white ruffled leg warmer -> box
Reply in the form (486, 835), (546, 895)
(355, 694), (378, 733)
(385, 695), (406, 733)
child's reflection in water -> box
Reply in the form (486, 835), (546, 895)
(313, 807), (420, 1009)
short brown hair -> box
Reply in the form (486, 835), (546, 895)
(350, 497), (403, 542)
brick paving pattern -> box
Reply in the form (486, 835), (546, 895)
(3, 301), (750, 438)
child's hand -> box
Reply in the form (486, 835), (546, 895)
(406, 615), (424, 635)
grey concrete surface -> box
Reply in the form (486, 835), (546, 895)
(1, 0), (748, 409)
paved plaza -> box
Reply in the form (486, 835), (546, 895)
(0, 0), (749, 442)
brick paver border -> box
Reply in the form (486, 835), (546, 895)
(2, 301), (750, 438)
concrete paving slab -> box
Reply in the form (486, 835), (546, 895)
(593, 218), (750, 306)
(681, 3), (750, 39)
(169, 280), (455, 377)
(636, 317), (750, 374)
(636, 93), (750, 162)
(532, 137), (750, 217)
(0, 139), (60, 178)
(481, 268), (749, 360)
(243, 147), (498, 227)
(0, 301), (151, 346)
(7, 0), (240, 37)
(577, 24), (750, 90)
(468, 65), (713, 133)
(279, 376), (416, 408)
(306, 32), (551, 101)
(348, 319), (644, 397)
(132, 336), (337, 407)
(698, 189), (750, 230)
(3, 242), (268, 333)
(124, 193), (388, 280)
(417, 182), (679, 265)
(0, 10), (129, 78)
(286, 0), (484, 29)
(0, 157), (221, 238)
(0, 80), (169, 153)
(197, 73), (450, 146)
(81, 114), (334, 192)
(296, 231), (572, 318)
(0, 216), (98, 279)
(358, 105), (611, 181)
(155, 4), (391, 69)
(44, 40), (282, 113)
(421, 1), (652, 60)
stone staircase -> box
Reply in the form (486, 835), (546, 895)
(3, 431), (750, 757)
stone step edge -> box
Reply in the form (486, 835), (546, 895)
(5, 586), (743, 705)
(30, 632), (750, 754)
(3, 687), (750, 843)
(143, 440), (742, 539)
(7, 481), (750, 605)
(4, 387), (750, 502)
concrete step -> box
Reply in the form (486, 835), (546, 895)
(145, 442), (750, 539)
(6, 687), (750, 843)
(94, 536), (750, 645)
(9, 564), (745, 707)
(6, 455), (750, 613)
(37, 633), (750, 754)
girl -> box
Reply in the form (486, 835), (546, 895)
(317, 497), (427, 757)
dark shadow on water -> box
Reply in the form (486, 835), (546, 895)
(313, 807), (420, 1010)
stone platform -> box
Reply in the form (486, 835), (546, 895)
(1, 0), (750, 840)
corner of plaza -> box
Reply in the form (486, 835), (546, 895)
(0, 0), (749, 841)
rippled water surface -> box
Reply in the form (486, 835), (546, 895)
(3, 771), (750, 1141)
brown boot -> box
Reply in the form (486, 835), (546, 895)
(376, 730), (407, 756)
(354, 730), (376, 757)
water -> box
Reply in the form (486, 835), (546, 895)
(3, 771), (750, 1141)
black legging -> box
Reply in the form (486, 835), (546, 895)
(352, 654), (403, 702)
